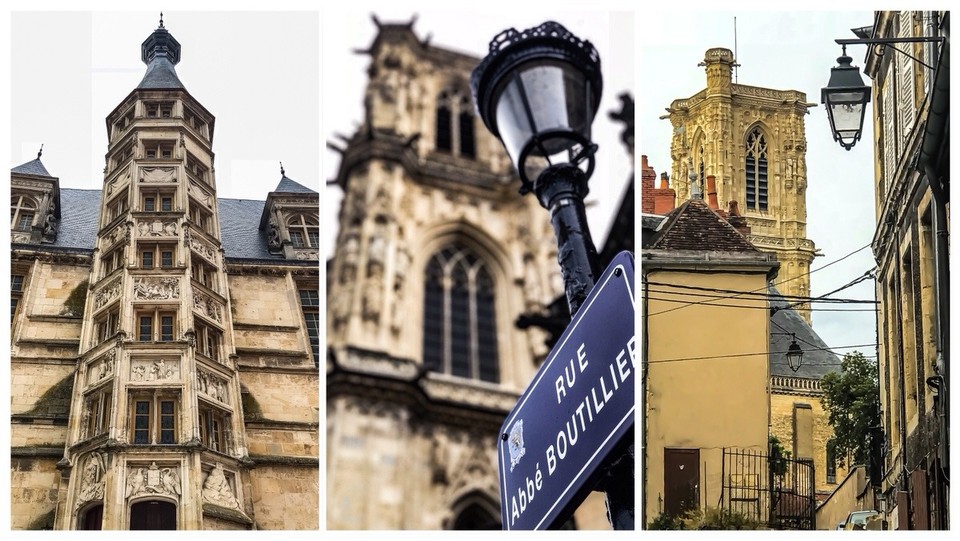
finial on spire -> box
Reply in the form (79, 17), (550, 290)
(37, 144), (43, 160)
(159, 12), (164, 28)
(280, 161), (285, 176)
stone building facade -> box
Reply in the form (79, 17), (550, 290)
(664, 48), (818, 319)
(863, 10), (949, 530)
(10, 21), (319, 530)
(325, 20), (610, 529)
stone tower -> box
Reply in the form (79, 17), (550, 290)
(665, 48), (817, 319)
(325, 20), (608, 529)
(60, 21), (249, 529)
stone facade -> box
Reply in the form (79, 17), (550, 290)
(325, 20), (609, 529)
(10, 20), (318, 530)
(665, 48), (817, 320)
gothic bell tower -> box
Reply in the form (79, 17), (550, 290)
(666, 47), (818, 320)
(60, 19), (250, 529)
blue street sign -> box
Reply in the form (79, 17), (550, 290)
(499, 251), (636, 530)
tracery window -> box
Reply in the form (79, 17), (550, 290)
(422, 244), (498, 383)
(745, 127), (769, 211)
(436, 88), (476, 158)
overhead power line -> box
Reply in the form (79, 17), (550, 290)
(646, 243), (874, 318)
(647, 343), (879, 365)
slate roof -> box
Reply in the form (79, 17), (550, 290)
(31, 188), (287, 262)
(769, 287), (841, 379)
(646, 199), (759, 253)
(274, 176), (317, 194)
(12, 158), (53, 178)
(138, 54), (185, 89)
(218, 198), (279, 260)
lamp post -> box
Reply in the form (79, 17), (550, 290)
(470, 21), (602, 314)
(471, 21), (633, 529)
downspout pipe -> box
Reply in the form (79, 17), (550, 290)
(917, 24), (949, 489)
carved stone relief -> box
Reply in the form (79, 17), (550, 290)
(94, 278), (122, 310)
(188, 182), (214, 208)
(140, 167), (177, 183)
(197, 367), (228, 403)
(106, 167), (130, 195)
(131, 358), (178, 382)
(295, 250), (319, 261)
(87, 350), (117, 386)
(137, 219), (178, 237)
(12, 232), (31, 243)
(201, 463), (240, 510)
(134, 277), (180, 300)
(185, 229), (218, 264)
(362, 266), (383, 322)
(126, 462), (181, 500)
(77, 452), (106, 508)
(193, 291), (224, 323)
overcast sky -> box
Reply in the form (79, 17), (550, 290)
(322, 9), (635, 259)
(639, 10), (878, 360)
(9, 11), (320, 200)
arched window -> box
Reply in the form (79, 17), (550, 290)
(436, 88), (476, 159)
(422, 244), (498, 382)
(453, 502), (500, 530)
(745, 127), (769, 211)
(129, 500), (176, 530)
(287, 215), (319, 248)
(11, 195), (37, 231)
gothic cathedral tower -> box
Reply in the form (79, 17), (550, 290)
(666, 48), (817, 318)
(325, 20), (607, 529)
(62, 21), (249, 529)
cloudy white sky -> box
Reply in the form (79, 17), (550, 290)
(639, 10), (878, 359)
(322, 9), (635, 259)
(9, 11), (320, 200)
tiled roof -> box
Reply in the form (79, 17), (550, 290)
(647, 199), (759, 253)
(53, 189), (102, 249)
(274, 176), (317, 194)
(769, 287), (841, 379)
(11, 158), (53, 178)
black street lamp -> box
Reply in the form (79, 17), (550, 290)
(471, 21), (603, 314)
(472, 21), (632, 530)
(821, 46), (871, 151)
(772, 332), (804, 373)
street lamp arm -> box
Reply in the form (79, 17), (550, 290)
(835, 36), (945, 70)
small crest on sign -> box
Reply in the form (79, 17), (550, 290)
(508, 419), (525, 472)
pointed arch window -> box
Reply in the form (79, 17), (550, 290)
(745, 127), (768, 211)
(422, 244), (498, 383)
(436, 88), (476, 159)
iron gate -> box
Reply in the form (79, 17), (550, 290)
(719, 448), (816, 530)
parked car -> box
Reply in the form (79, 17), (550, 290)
(842, 510), (882, 530)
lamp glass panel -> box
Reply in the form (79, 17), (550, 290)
(493, 59), (592, 180)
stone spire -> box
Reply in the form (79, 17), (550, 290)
(138, 15), (184, 89)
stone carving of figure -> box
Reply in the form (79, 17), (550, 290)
(78, 453), (105, 503)
(132, 365), (145, 381)
(331, 289), (351, 328)
(125, 468), (145, 499)
(267, 218), (281, 249)
(202, 463), (240, 510)
(362, 268), (383, 322)
(80, 408), (92, 440)
(163, 221), (177, 236)
(340, 235), (359, 284)
(197, 370), (208, 395)
(368, 228), (387, 269)
(43, 203), (57, 237)
(161, 468), (181, 497)
(151, 359), (170, 380)
(213, 379), (225, 402)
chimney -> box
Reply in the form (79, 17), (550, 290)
(653, 172), (676, 214)
(706, 175), (720, 210)
(641, 155), (657, 214)
(726, 200), (751, 237)
(659, 172), (669, 189)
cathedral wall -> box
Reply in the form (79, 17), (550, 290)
(246, 464), (319, 529)
(12, 262), (88, 344)
(228, 273), (307, 352)
(239, 371), (318, 425)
